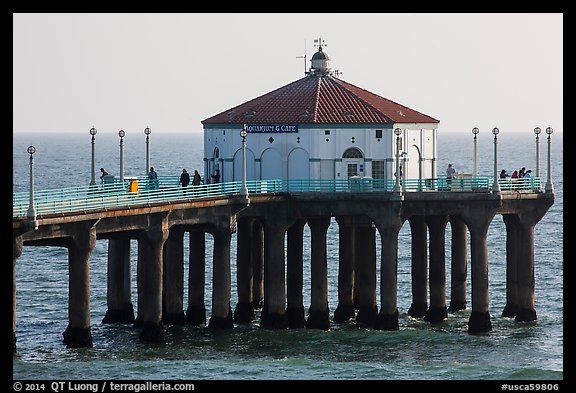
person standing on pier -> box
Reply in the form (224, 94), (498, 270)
(179, 168), (190, 195)
(148, 167), (158, 189)
(211, 168), (220, 184)
(192, 170), (201, 186)
(446, 163), (456, 190)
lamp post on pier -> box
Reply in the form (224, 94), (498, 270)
(472, 127), (479, 177)
(393, 127), (403, 195)
(534, 127), (541, 178)
(119, 129), (125, 186)
(239, 124), (249, 204)
(545, 127), (554, 193)
(492, 127), (501, 194)
(89, 127), (97, 186)
(27, 145), (38, 229)
(144, 127), (151, 177)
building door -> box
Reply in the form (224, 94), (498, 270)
(347, 163), (359, 177)
(342, 147), (364, 178)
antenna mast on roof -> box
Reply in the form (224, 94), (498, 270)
(296, 39), (307, 76)
(314, 36), (326, 50)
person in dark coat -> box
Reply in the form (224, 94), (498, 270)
(179, 168), (190, 195)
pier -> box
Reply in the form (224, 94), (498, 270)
(13, 176), (554, 350)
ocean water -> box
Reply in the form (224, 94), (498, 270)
(12, 130), (563, 381)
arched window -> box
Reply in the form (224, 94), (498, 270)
(213, 147), (220, 159)
(342, 147), (363, 158)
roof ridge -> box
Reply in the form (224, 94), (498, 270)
(313, 76), (321, 123)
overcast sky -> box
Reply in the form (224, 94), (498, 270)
(13, 13), (563, 135)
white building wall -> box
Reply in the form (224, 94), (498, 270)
(203, 123), (437, 182)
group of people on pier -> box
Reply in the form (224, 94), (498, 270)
(500, 167), (533, 179)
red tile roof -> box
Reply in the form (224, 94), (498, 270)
(201, 75), (439, 125)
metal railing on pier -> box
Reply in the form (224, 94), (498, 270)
(13, 175), (542, 218)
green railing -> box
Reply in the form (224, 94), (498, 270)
(13, 176), (542, 218)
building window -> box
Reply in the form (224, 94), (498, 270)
(325, 130), (330, 135)
(375, 129), (382, 138)
(342, 147), (363, 158)
(372, 160), (385, 179)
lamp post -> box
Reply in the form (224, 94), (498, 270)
(89, 127), (97, 186)
(27, 145), (38, 228)
(492, 127), (501, 194)
(393, 127), (402, 194)
(119, 129), (125, 186)
(239, 125), (249, 202)
(144, 127), (151, 177)
(545, 126), (553, 193)
(534, 127), (541, 178)
(472, 127), (479, 177)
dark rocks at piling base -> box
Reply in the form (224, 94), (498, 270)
(139, 322), (164, 342)
(233, 302), (255, 324)
(63, 325), (93, 348)
(163, 312), (187, 325)
(333, 303), (355, 323)
(185, 305), (206, 326)
(305, 309), (330, 330)
(286, 306), (305, 329)
(515, 308), (537, 322)
(356, 306), (378, 327)
(251, 298), (264, 310)
(260, 308), (289, 329)
(408, 302), (428, 318)
(468, 311), (492, 334)
(208, 305), (234, 329)
(374, 309), (399, 331)
(424, 305), (448, 324)
(501, 303), (519, 318)
(102, 305), (135, 324)
(448, 300), (467, 313)
(133, 315), (144, 328)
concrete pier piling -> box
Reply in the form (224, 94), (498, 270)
(162, 229), (186, 325)
(466, 205), (497, 334)
(502, 214), (520, 318)
(287, 219), (306, 328)
(449, 216), (468, 312)
(407, 216), (428, 318)
(424, 215), (449, 324)
(306, 217), (331, 330)
(261, 219), (290, 329)
(251, 220), (265, 310)
(186, 227), (207, 326)
(514, 217), (537, 322)
(103, 238), (135, 323)
(333, 216), (356, 323)
(138, 217), (169, 342)
(354, 221), (378, 326)
(63, 223), (97, 348)
(234, 218), (255, 323)
(208, 226), (233, 329)
(374, 207), (402, 331)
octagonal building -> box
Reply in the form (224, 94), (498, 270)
(201, 43), (440, 185)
